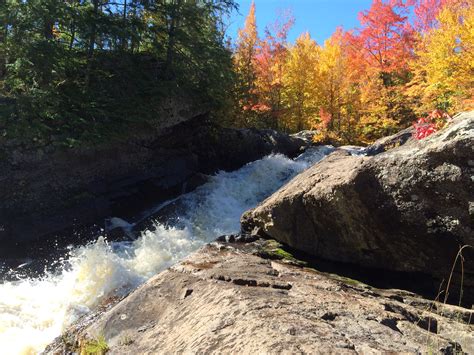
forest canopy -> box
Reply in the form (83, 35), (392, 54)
(233, 0), (474, 144)
(1, 0), (473, 147)
(0, 0), (237, 146)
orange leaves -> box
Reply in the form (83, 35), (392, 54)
(412, 0), (466, 32)
(234, 1), (258, 82)
(413, 0), (449, 31)
(234, 1), (260, 126)
(237, 1), (257, 50)
(242, 103), (271, 113)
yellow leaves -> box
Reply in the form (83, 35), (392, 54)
(234, 1), (258, 73)
(286, 32), (319, 75)
(233, 0), (472, 143)
(233, 1), (260, 126)
(236, 1), (257, 52)
(318, 32), (350, 108)
(319, 36), (342, 74)
(281, 32), (320, 131)
(279, 30), (362, 140)
(413, 0), (474, 111)
(283, 32), (319, 94)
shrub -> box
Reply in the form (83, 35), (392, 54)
(413, 109), (451, 140)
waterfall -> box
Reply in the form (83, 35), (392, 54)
(0, 146), (336, 355)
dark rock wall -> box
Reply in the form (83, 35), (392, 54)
(0, 114), (305, 250)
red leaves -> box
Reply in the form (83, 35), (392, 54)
(319, 108), (333, 129)
(353, 0), (415, 72)
(413, 117), (437, 139)
(251, 11), (294, 121)
(413, 110), (451, 139)
(243, 103), (271, 113)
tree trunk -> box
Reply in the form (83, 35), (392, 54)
(0, 1), (6, 79)
(164, 0), (182, 79)
(68, 0), (79, 50)
(69, 24), (76, 50)
(43, 20), (54, 40)
(130, 0), (137, 52)
(85, 0), (99, 88)
(88, 0), (99, 58)
(121, 0), (128, 51)
(43, 1), (54, 42)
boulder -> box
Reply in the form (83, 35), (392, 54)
(365, 126), (415, 156)
(290, 130), (318, 145)
(45, 241), (474, 354)
(242, 112), (474, 304)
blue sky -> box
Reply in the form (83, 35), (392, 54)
(228, 0), (374, 45)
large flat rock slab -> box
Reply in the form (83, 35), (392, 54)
(46, 241), (473, 354)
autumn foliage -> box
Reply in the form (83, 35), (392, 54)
(233, 0), (473, 144)
(413, 110), (452, 139)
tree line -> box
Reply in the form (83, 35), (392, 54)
(0, 0), (472, 148)
(232, 0), (473, 144)
(0, 0), (236, 146)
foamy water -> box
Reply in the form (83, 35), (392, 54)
(0, 146), (336, 354)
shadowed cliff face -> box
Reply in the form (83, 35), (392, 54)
(0, 114), (307, 254)
(242, 112), (474, 305)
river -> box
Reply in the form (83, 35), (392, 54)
(0, 146), (338, 354)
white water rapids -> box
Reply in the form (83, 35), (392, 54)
(0, 146), (338, 354)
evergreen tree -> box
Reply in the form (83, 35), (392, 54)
(0, 0), (237, 146)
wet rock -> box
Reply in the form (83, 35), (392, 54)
(242, 112), (474, 304)
(290, 130), (317, 145)
(216, 234), (258, 244)
(235, 234), (259, 243)
(106, 227), (128, 241)
(183, 173), (210, 193)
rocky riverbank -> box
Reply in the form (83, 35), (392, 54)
(45, 239), (473, 354)
(43, 112), (473, 354)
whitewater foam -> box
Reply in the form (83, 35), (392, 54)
(0, 146), (335, 354)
